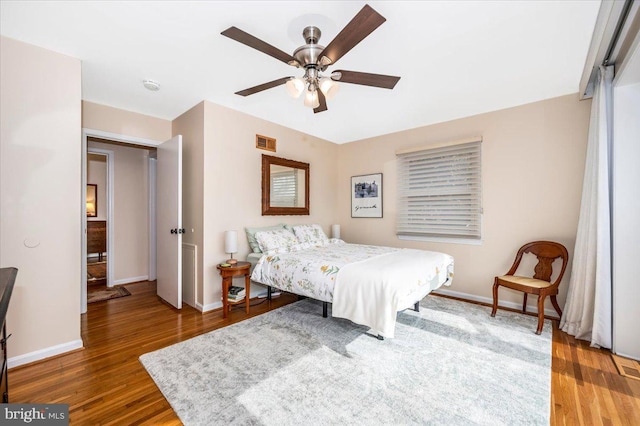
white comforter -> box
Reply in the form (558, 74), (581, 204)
(251, 241), (454, 338)
(333, 249), (454, 338)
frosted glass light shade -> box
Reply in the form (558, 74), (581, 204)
(286, 77), (304, 98)
(331, 224), (341, 239)
(224, 230), (238, 255)
(304, 89), (320, 108)
(319, 77), (339, 100)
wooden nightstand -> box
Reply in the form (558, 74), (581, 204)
(216, 261), (251, 319)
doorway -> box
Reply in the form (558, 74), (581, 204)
(86, 152), (109, 297)
(81, 129), (160, 314)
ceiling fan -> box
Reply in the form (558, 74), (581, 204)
(221, 4), (401, 113)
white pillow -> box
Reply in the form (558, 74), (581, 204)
(291, 224), (329, 246)
(255, 229), (300, 254)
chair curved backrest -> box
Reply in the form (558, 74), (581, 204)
(505, 241), (569, 288)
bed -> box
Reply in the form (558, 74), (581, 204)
(246, 224), (454, 339)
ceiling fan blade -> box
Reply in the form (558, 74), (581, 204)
(314, 90), (328, 114)
(235, 77), (292, 97)
(221, 27), (298, 66)
(319, 4), (386, 66)
(334, 70), (400, 89)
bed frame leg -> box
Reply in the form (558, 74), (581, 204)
(414, 301), (420, 312)
(322, 302), (328, 318)
(267, 286), (272, 301)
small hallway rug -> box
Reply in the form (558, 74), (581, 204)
(87, 286), (131, 304)
(140, 296), (552, 425)
(87, 260), (107, 287)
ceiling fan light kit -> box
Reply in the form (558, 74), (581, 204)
(221, 4), (400, 113)
(286, 77), (305, 98)
(304, 89), (320, 109)
(319, 77), (339, 100)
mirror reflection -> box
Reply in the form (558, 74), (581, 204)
(270, 165), (306, 208)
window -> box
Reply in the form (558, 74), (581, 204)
(270, 170), (298, 207)
(396, 138), (482, 242)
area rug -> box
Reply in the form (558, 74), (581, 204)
(87, 286), (130, 304)
(139, 296), (552, 425)
(87, 261), (106, 281)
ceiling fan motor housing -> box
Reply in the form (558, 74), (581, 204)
(293, 26), (325, 68)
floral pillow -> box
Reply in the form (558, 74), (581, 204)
(255, 229), (301, 254)
(292, 224), (329, 246)
(245, 224), (287, 253)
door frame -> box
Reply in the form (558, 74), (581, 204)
(81, 128), (161, 314)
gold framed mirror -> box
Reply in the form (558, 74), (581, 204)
(262, 154), (309, 215)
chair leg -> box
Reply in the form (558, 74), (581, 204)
(522, 293), (528, 313)
(536, 295), (546, 335)
(491, 280), (499, 317)
(550, 295), (562, 318)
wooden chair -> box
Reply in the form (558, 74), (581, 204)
(490, 241), (569, 334)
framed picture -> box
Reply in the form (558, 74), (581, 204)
(86, 184), (97, 217)
(351, 173), (383, 218)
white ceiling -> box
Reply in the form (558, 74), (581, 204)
(0, 1), (601, 144)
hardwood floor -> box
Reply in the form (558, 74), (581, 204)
(8, 282), (640, 425)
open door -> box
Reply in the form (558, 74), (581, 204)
(156, 135), (183, 308)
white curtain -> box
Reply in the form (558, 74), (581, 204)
(560, 65), (613, 348)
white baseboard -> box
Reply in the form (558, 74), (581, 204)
(433, 288), (560, 318)
(613, 350), (640, 362)
(196, 287), (559, 319)
(196, 287), (265, 313)
(197, 301), (222, 313)
(8, 339), (84, 369)
(113, 275), (149, 286)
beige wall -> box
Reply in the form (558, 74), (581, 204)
(201, 102), (339, 308)
(337, 94), (591, 311)
(172, 102), (205, 307)
(87, 153), (107, 220)
(88, 141), (150, 283)
(0, 36), (82, 361)
(82, 101), (171, 142)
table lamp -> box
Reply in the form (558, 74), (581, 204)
(331, 224), (341, 239)
(225, 230), (238, 265)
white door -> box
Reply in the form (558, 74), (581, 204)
(156, 135), (183, 308)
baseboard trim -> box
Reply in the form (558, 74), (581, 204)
(113, 275), (149, 286)
(8, 339), (84, 369)
(613, 351), (640, 362)
(196, 301), (222, 313)
(196, 288), (264, 313)
(433, 288), (559, 318)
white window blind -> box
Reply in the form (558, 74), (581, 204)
(270, 170), (298, 207)
(396, 140), (482, 240)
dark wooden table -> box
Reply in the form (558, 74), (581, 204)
(216, 261), (250, 318)
(0, 267), (17, 403)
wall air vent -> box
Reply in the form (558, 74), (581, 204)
(256, 134), (276, 152)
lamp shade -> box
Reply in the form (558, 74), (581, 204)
(286, 77), (304, 98)
(224, 230), (238, 254)
(331, 224), (341, 239)
(319, 77), (340, 100)
(304, 89), (320, 108)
